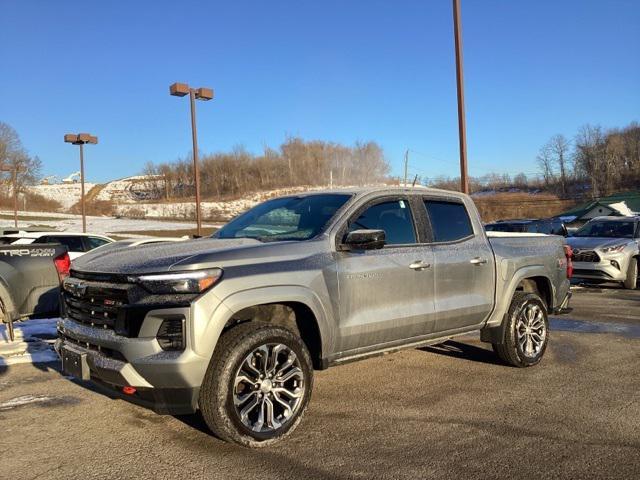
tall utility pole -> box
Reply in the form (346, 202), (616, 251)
(170, 82), (214, 237)
(404, 149), (409, 187)
(452, 0), (469, 194)
(0, 164), (24, 228)
(64, 133), (98, 233)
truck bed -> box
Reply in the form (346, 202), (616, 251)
(487, 231), (570, 320)
(0, 243), (68, 322)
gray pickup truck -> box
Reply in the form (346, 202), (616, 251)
(56, 187), (572, 446)
(1, 243), (70, 340)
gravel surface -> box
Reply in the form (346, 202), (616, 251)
(0, 287), (638, 480)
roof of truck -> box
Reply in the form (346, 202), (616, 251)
(279, 185), (465, 198)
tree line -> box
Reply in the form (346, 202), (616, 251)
(142, 137), (390, 201)
(537, 121), (640, 198)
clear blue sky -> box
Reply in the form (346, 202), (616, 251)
(1, 0), (638, 183)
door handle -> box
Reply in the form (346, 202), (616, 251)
(470, 257), (488, 265)
(409, 260), (431, 271)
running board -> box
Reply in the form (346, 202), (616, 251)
(329, 330), (477, 367)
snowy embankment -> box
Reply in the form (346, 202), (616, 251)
(0, 210), (222, 237)
(0, 318), (59, 366)
(28, 183), (97, 210)
(113, 185), (334, 220)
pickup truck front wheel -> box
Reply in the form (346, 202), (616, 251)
(199, 322), (313, 447)
(492, 292), (549, 368)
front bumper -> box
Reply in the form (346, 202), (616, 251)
(55, 315), (207, 415)
(572, 254), (628, 282)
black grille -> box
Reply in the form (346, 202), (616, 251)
(59, 331), (127, 362)
(573, 250), (600, 262)
(64, 286), (128, 330)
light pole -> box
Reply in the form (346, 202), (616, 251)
(64, 133), (98, 233)
(0, 164), (25, 228)
(452, 0), (469, 194)
(170, 82), (214, 237)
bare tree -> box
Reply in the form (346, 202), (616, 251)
(548, 134), (571, 196)
(536, 144), (555, 188)
(0, 121), (42, 194)
(574, 125), (606, 198)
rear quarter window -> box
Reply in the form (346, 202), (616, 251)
(425, 200), (474, 242)
(47, 236), (85, 252)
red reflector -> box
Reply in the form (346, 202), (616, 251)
(122, 386), (136, 395)
(563, 245), (573, 279)
(54, 252), (71, 282)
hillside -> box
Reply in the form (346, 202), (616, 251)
(24, 176), (581, 224)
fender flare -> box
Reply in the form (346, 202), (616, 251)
(480, 265), (553, 344)
(193, 285), (332, 363)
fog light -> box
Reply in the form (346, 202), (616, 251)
(610, 260), (620, 270)
(157, 317), (185, 350)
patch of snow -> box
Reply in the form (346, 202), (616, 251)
(0, 212), (222, 237)
(0, 318), (59, 366)
(28, 183), (96, 210)
(608, 201), (634, 217)
(0, 344), (59, 366)
(0, 318), (58, 342)
(0, 395), (57, 411)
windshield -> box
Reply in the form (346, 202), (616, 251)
(573, 220), (637, 238)
(215, 194), (352, 242)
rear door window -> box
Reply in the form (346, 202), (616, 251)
(349, 199), (416, 245)
(424, 200), (474, 242)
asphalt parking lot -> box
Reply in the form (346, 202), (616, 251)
(1, 286), (639, 480)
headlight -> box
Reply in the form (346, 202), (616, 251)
(600, 244), (629, 253)
(129, 268), (222, 294)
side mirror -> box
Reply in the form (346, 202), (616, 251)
(341, 229), (385, 250)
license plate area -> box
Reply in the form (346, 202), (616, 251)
(61, 345), (90, 380)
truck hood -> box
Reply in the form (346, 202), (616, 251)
(73, 237), (275, 274)
(72, 236), (327, 275)
(566, 236), (635, 250)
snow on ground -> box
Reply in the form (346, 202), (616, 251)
(0, 318), (59, 366)
(0, 395), (59, 411)
(29, 183), (96, 210)
(0, 210), (222, 237)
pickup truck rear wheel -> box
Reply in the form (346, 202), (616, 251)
(623, 258), (638, 289)
(199, 322), (313, 447)
(492, 292), (549, 368)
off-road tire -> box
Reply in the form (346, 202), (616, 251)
(623, 258), (638, 290)
(492, 292), (549, 368)
(199, 322), (314, 447)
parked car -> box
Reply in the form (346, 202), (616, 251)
(1, 243), (70, 340)
(485, 218), (568, 236)
(0, 232), (113, 260)
(566, 216), (640, 289)
(56, 187), (572, 446)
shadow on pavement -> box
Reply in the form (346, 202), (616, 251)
(419, 340), (503, 366)
(174, 411), (212, 435)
